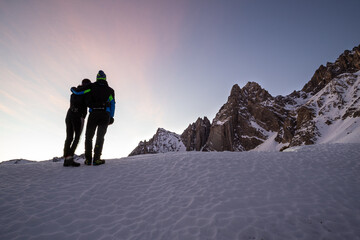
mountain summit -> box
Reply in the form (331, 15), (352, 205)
(129, 128), (186, 156)
(130, 44), (360, 155)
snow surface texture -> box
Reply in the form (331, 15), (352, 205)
(1, 143), (359, 240)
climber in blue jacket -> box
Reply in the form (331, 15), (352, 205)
(71, 70), (115, 165)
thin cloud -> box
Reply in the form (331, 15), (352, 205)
(0, 103), (17, 118)
(0, 89), (24, 106)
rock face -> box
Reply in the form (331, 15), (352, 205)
(129, 44), (360, 156)
(202, 82), (279, 151)
(181, 117), (211, 151)
(302, 45), (360, 95)
(129, 128), (186, 156)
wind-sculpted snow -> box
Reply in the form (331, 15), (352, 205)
(1, 144), (359, 239)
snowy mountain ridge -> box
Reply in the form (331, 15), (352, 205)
(0, 154), (86, 165)
(129, 128), (186, 156)
(289, 71), (360, 146)
(255, 71), (360, 152)
(130, 44), (360, 155)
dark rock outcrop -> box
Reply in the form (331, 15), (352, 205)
(202, 82), (282, 151)
(181, 117), (211, 151)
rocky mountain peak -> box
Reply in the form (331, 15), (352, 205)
(242, 81), (262, 92)
(130, 44), (360, 156)
(227, 84), (243, 106)
(242, 81), (273, 103)
(230, 84), (241, 96)
(129, 128), (185, 156)
(202, 81), (277, 152)
(302, 44), (360, 95)
(155, 127), (166, 135)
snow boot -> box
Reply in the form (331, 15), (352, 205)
(93, 159), (105, 166)
(84, 159), (92, 165)
(63, 156), (80, 167)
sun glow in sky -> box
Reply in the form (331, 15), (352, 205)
(1, 0), (360, 161)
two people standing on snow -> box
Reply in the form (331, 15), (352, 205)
(63, 70), (116, 167)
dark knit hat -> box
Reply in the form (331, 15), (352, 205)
(97, 70), (106, 81)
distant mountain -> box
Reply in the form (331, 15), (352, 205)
(1, 154), (86, 165)
(130, 44), (360, 156)
(202, 81), (287, 151)
(129, 128), (186, 156)
(0, 159), (36, 165)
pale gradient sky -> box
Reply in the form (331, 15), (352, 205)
(0, 0), (359, 161)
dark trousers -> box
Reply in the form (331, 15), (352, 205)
(85, 111), (110, 161)
(64, 110), (84, 157)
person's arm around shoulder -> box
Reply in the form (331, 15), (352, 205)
(71, 84), (92, 95)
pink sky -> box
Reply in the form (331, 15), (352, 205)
(1, 0), (359, 161)
(0, 1), (190, 160)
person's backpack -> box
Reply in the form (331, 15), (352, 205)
(89, 81), (113, 111)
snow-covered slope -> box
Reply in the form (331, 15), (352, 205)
(1, 143), (359, 240)
(304, 71), (360, 144)
(254, 71), (360, 152)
